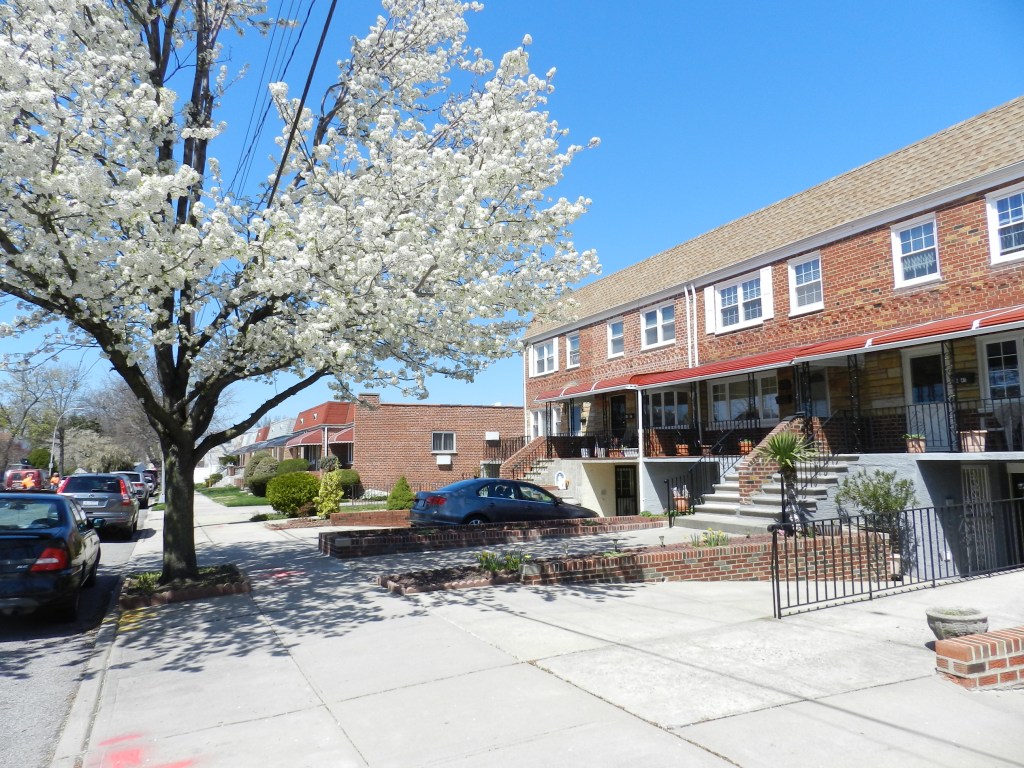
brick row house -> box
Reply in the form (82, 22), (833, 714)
(230, 396), (522, 493)
(520, 96), (1024, 546)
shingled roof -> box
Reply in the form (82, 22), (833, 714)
(528, 96), (1024, 338)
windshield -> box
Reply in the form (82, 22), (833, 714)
(0, 499), (66, 530)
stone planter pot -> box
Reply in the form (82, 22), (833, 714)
(925, 606), (988, 640)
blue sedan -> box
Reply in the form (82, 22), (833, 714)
(0, 492), (103, 621)
(410, 478), (599, 527)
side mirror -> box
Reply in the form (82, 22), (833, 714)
(89, 517), (106, 529)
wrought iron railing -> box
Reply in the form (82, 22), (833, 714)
(483, 435), (528, 463)
(770, 499), (1024, 618)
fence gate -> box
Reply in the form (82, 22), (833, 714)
(771, 500), (1024, 618)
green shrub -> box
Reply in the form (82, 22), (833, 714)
(335, 468), (360, 496)
(245, 452), (278, 496)
(835, 469), (917, 523)
(27, 447), (52, 469)
(243, 451), (273, 485)
(315, 470), (347, 518)
(387, 476), (416, 510)
(320, 455), (340, 472)
(277, 458), (310, 474)
(266, 472), (321, 516)
(206, 472), (224, 487)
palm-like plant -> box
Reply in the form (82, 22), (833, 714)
(755, 431), (817, 528)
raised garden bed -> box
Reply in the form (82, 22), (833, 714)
(119, 564), (251, 609)
(320, 515), (669, 559)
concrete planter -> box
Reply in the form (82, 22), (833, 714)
(926, 606), (988, 640)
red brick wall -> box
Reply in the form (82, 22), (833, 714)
(935, 626), (1024, 690)
(351, 395), (523, 492)
(525, 187), (1024, 407)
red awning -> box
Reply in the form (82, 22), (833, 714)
(633, 343), (820, 388)
(535, 375), (636, 402)
(793, 304), (1024, 362)
(285, 429), (324, 448)
(328, 427), (353, 444)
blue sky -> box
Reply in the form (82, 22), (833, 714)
(6, 0), (1024, 426)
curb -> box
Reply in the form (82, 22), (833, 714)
(49, 577), (124, 768)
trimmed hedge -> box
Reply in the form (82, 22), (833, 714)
(266, 472), (320, 516)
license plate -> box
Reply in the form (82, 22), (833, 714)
(82, 500), (102, 507)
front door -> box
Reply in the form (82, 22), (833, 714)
(614, 465), (637, 516)
(905, 349), (951, 450)
(610, 395), (627, 440)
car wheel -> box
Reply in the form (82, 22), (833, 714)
(464, 514), (489, 525)
(50, 590), (80, 623)
(84, 559), (99, 588)
(121, 520), (136, 541)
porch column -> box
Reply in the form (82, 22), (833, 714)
(746, 372), (757, 423)
(847, 354), (863, 452)
(636, 388), (647, 515)
(942, 339), (961, 450)
(795, 362), (812, 417)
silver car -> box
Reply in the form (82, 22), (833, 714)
(58, 474), (140, 540)
(114, 471), (150, 509)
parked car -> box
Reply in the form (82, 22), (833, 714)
(410, 478), (599, 527)
(114, 471), (150, 509)
(142, 469), (160, 492)
(0, 491), (103, 621)
(57, 474), (139, 539)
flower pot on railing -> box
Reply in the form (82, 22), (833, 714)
(904, 435), (926, 453)
(738, 439), (754, 455)
(959, 430), (987, 452)
(672, 495), (688, 514)
(676, 443), (689, 456)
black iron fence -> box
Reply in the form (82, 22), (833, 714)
(771, 499), (1024, 618)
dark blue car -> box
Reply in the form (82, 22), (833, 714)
(410, 478), (599, 527)
(0, 492), (103, 621)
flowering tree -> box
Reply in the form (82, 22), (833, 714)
(0, 0), (598, 580)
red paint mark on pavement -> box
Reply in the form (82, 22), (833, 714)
(93, 734), (195, 768)
(97, 733), (144, 747)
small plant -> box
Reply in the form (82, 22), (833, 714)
(835, 469), (916, 522)
(580, 518), (601, 526)
(266, 472), (321, 516)
(314, 470), (346, 518)
(690, 529), (730, 547)
(126, 570), (161, 595)
(387, 476), (416, 510)
(902, 434), (925, 440)
(476, 549), (530, 573)
(250, 513), (270, 522)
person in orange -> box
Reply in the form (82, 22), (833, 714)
(21, 473), (37, 489)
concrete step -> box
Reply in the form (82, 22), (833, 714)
(668, 511), (772, 536)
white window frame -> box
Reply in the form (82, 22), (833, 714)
(986, 181), (1024, 264)
(891, 214), (940, 288)
(529, 409), (549, 440)
(705, 267), (774, 334)
(431, 431), (456, 453)
(531, 339), (558, 377)
(641, 303), (676, 350)
(980, 332), (1023, 400)
(566, 332), (580, 369)
(788, 253), (823, 316)
(710, 373), (780, 423)
(607, 318), (624, 358)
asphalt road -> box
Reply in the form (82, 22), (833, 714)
(0, 509), (151, 768)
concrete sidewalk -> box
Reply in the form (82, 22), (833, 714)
(53, 496), (1024, 767)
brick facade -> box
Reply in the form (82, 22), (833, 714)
(350, 394), (522, 492)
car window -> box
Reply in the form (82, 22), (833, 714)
(68, 500), (88, 530)
(479, 483), (515, 499)
(519, 485), (554, 503)
(0, 500), (65, 530)
(63, 476), (116, 493)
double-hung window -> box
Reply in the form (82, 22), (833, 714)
(532, 339), (557, 376)
(607, 319), (624, 357)
(788, 254), (823, 315)
(431, 431), (455, 452)
(706, 268), (773, 333)
(566, 332), (580, 368)
(892, 215), (939, 287)
(642, 304), (675, 349)
(711, 375), (779, 422)
(986, 183), (1024, 263)
(986, 339), (1021, 399)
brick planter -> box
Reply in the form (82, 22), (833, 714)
(119, 577), (251, 610)
(319, 516), (669, 559)
(935, 626), (1024, 690)
(328, 509), (411, 527)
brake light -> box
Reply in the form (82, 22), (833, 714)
(57, 477), (69, 493)
(426, 495), (447, 506)
(119, 478), (132, 503)
(31, 546), (69, 572)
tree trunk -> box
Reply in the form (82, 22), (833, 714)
(161, 439), (198, 583)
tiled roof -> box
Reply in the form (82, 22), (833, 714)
(529, 96), (1024, 338)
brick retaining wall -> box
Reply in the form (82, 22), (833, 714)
(328, 509), (411, 527)
(319, 516), (669, 558)
(935, 626), (1024, 690)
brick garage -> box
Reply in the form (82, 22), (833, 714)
(351, 394), (522, 492)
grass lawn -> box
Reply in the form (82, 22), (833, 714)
(197, 486), (271, 507)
